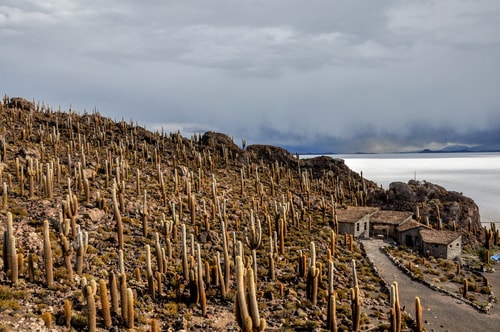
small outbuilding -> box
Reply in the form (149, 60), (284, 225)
(419, 229), (462, 260)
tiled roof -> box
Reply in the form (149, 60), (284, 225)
(370, 210), (413, 225)
(336, 206), (378, 223)
(419, 229), (461, 245)
(396, 219), (426, 232)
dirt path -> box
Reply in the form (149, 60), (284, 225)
(361, 239), (500, 332)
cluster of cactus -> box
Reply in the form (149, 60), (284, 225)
(0, 96), (422, 331)
(234, 255), (266, 332)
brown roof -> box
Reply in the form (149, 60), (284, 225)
(336, 206), (378, 223)
(370, 210), (413, 225)
(419, 229), (461, 245)
(396, 219), (427, 232)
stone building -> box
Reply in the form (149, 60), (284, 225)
(336, 206), (378, 238)
(396, 220), (462, 259)
(397, 219), (429, 251)
(370, 210), (414, 239)
(420, 229), (462, 260)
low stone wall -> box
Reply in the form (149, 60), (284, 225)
(381, 246), (495, 313)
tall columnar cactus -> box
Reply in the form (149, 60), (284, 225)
(415, 297), (423, 332)
(99, 278), (112, 328)
(73, 225), (88, 275)
(146, 244), (155, 299)
(109, 271), (119, 316)
(350, 286), (361, 332)
(112, 181), (124, 249)
(234, 255), (266, 332)
(43, 219), (54, 287)
(352, 259), (358, 288)
(85, 285), (96, 332)
(330, 230), (336, 257)
(196, 243), (207, 316)
(181, 223), (189, 282)
(389, 282), (401, 332)
(221, 220), (231, 295)
(155, 232), (165, 274)
(120, 273), (128, 323)
(327, 260), (337, 332)
(245, 210), (262, 250)
(127, 288), (134, 329)
(64, 299), (72, 329)
(3, 212), (17, 283)
(306, 241), (320, 305)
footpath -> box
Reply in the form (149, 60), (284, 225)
(361, 239), (500, 332)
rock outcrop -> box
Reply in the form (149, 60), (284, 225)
(368, 180), (482, 246)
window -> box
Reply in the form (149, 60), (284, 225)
(356, 223), (360, 232)
(364, 222), (367, 231)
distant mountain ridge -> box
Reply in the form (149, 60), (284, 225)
(419, 144), (500, 153)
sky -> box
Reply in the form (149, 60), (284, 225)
(1, 0), (500, 153)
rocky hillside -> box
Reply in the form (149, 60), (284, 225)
(368, 180), (483, 247)
(0, 96), (483, 331)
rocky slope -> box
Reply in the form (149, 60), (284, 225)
(0, 96), (485, 331)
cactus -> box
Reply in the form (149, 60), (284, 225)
(146, 244), (155, 299)
(389, 282), (401, 332)
(181, 223), (189, 282)
(109, 271), (119, 316)
(463, 278), (468, 298)
(120, 273), (128, 322)
(327, 260), (337, 331)
(64, 298), (72, 329)
(221, 220), (231, 295)
(151, 318), (159, 332)
(73, 225), (88, 275)
(245, 210), (262, 250)
(350, 286), (361, 332)
(415, 297), (423, 332)
(9, 235), (18, 284)
(352, 259), (358, 288)
(99, 279), (112, 328)
(196, 243), (207, 316)
(3, 212), (13, 273)
(306, 241), (320, 305)
(43, 219), (54, 287)
(235, 255), (266, 332)
(127, 288), (134, 329)
(85, 285), (96, 332)
(111, 182), (124, 249)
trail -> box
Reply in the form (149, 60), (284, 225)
(361, 239), (500, 332)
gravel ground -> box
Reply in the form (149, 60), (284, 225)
(361, 239), (500, 332)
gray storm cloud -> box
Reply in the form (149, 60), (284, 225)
(1, 0), (499, 153)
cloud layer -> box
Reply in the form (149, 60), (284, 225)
(1, 0), (500, 152)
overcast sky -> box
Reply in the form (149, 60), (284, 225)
(1, 0), (500, 153)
